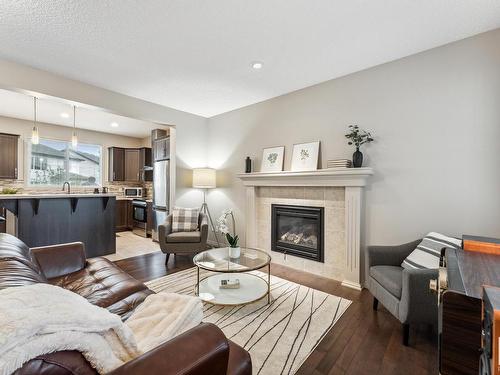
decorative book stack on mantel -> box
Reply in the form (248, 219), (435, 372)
(326, 159), (352, 168)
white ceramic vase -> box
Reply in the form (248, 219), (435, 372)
(229, 246), (241, 259)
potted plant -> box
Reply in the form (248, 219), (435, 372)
(216, 209), (240, 258)
(345, 125), (374, 167)
(0, 188), (19, 194)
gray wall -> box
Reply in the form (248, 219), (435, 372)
(207, 28), (500, 246)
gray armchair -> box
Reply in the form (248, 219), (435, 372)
(158, 212), (209, 264)
(366, 239), (438, 346)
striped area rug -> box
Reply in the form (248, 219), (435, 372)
(145, 267), (351, 375)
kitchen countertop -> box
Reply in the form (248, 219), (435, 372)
(0, 193), (118, 199)
(116, 196), (153, 203)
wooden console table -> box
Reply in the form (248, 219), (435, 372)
(439, 248), (500, 375)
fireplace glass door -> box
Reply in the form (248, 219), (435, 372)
(271, 204), (324, 262)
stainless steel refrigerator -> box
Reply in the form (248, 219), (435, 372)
(151, 129), (170, 241)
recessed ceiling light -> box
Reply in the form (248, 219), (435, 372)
(251, 61), (263, 70)
(60, 112), (69, 118)
(110, 122), (119, 128)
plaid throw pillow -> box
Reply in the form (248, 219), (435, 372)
(171, 207), (199, 233)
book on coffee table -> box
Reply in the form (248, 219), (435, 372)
(219, 279), (240, 289)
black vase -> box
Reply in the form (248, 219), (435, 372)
(352, 148), (363, 168)
(245, 157), (252, 173)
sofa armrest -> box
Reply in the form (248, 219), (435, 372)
(31, 242), (86, 279)
(108, 323), (230, 375)
(367, 239), (421, 268)
(158, 214), (173, 242)
(199, 212), (209, 243)
(14, 350), (97, 375)
(399, 268), (439, 324)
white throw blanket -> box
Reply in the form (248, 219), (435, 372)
(0, 284), (139, 375)
(0, 284), (203, 375)
(126, 292), (203, 353)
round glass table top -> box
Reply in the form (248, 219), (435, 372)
(193, 247), (271, 273)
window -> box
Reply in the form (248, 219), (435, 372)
(28, 138), (102, 186)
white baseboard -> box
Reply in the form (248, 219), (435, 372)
(341, 280), (363, 291)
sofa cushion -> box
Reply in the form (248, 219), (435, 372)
(0, 233), (48, 290)
(0, 233), (45, 274)
(0, 258), (48, 290)
(370, 265), (403, 299)
(166, 231), (201, 243)
(49, 257), (153, 319)
(171, 207), (199, 233)
(402, 232), (461, 270)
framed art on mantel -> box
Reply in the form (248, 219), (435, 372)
(261, 146), (285, 172)
(291, 141), (320, 171)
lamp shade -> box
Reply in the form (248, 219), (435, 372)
(192, 168), (216, 188)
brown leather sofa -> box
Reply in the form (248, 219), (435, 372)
(0, 233), (252, 375)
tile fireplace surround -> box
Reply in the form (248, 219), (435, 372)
(238, 168), (373, 290)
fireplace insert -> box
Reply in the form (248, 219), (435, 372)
(271, 204), (324, 262)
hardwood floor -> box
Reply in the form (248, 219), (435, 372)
(115, 252), (438, 375)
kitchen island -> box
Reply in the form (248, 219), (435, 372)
(0, 194), (116, 257)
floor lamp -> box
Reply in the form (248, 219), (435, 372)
(192, 168), (220, 247)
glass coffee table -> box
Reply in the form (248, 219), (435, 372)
(193, 247), (271, 306)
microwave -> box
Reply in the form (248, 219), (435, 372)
(123, 187), (144, 198)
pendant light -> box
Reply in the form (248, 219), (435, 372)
(31, 97), (39, 145)
(71, 105), (78, 148)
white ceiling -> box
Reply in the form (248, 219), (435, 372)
(1, 1), (500, 118)
(0, 89), (161, 138)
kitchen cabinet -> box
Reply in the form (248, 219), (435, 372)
(115, 199), (152, 235)
(0, 133), (19, 179)
(127, 200), (134, 229)
(115, 199), (130, 231)
(153, 137), (169, 161)
(108, 147), (152, 182)
(140, 147), (153, 182)
(125, 149), (140, 181)
(146, 201), (153, 235)
(108, 147), (125, 182)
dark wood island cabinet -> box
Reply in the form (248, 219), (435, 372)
(0, 194), (116, 257)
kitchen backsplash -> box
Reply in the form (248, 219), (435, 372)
(0, 179), (149, 197)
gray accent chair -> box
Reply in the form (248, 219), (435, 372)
(158, 212), (209, 264)
(366, 239), (438, 346)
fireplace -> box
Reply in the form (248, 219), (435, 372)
(271, 204), (324, 262)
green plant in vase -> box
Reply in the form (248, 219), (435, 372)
(216, 209), (240, 258)
(345, 125), (374, 167)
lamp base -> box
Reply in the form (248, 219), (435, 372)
(200, 195), (220, 248)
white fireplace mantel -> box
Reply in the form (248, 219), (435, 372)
(237, 167), (373, 291)
(237, 168), (373, 187)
